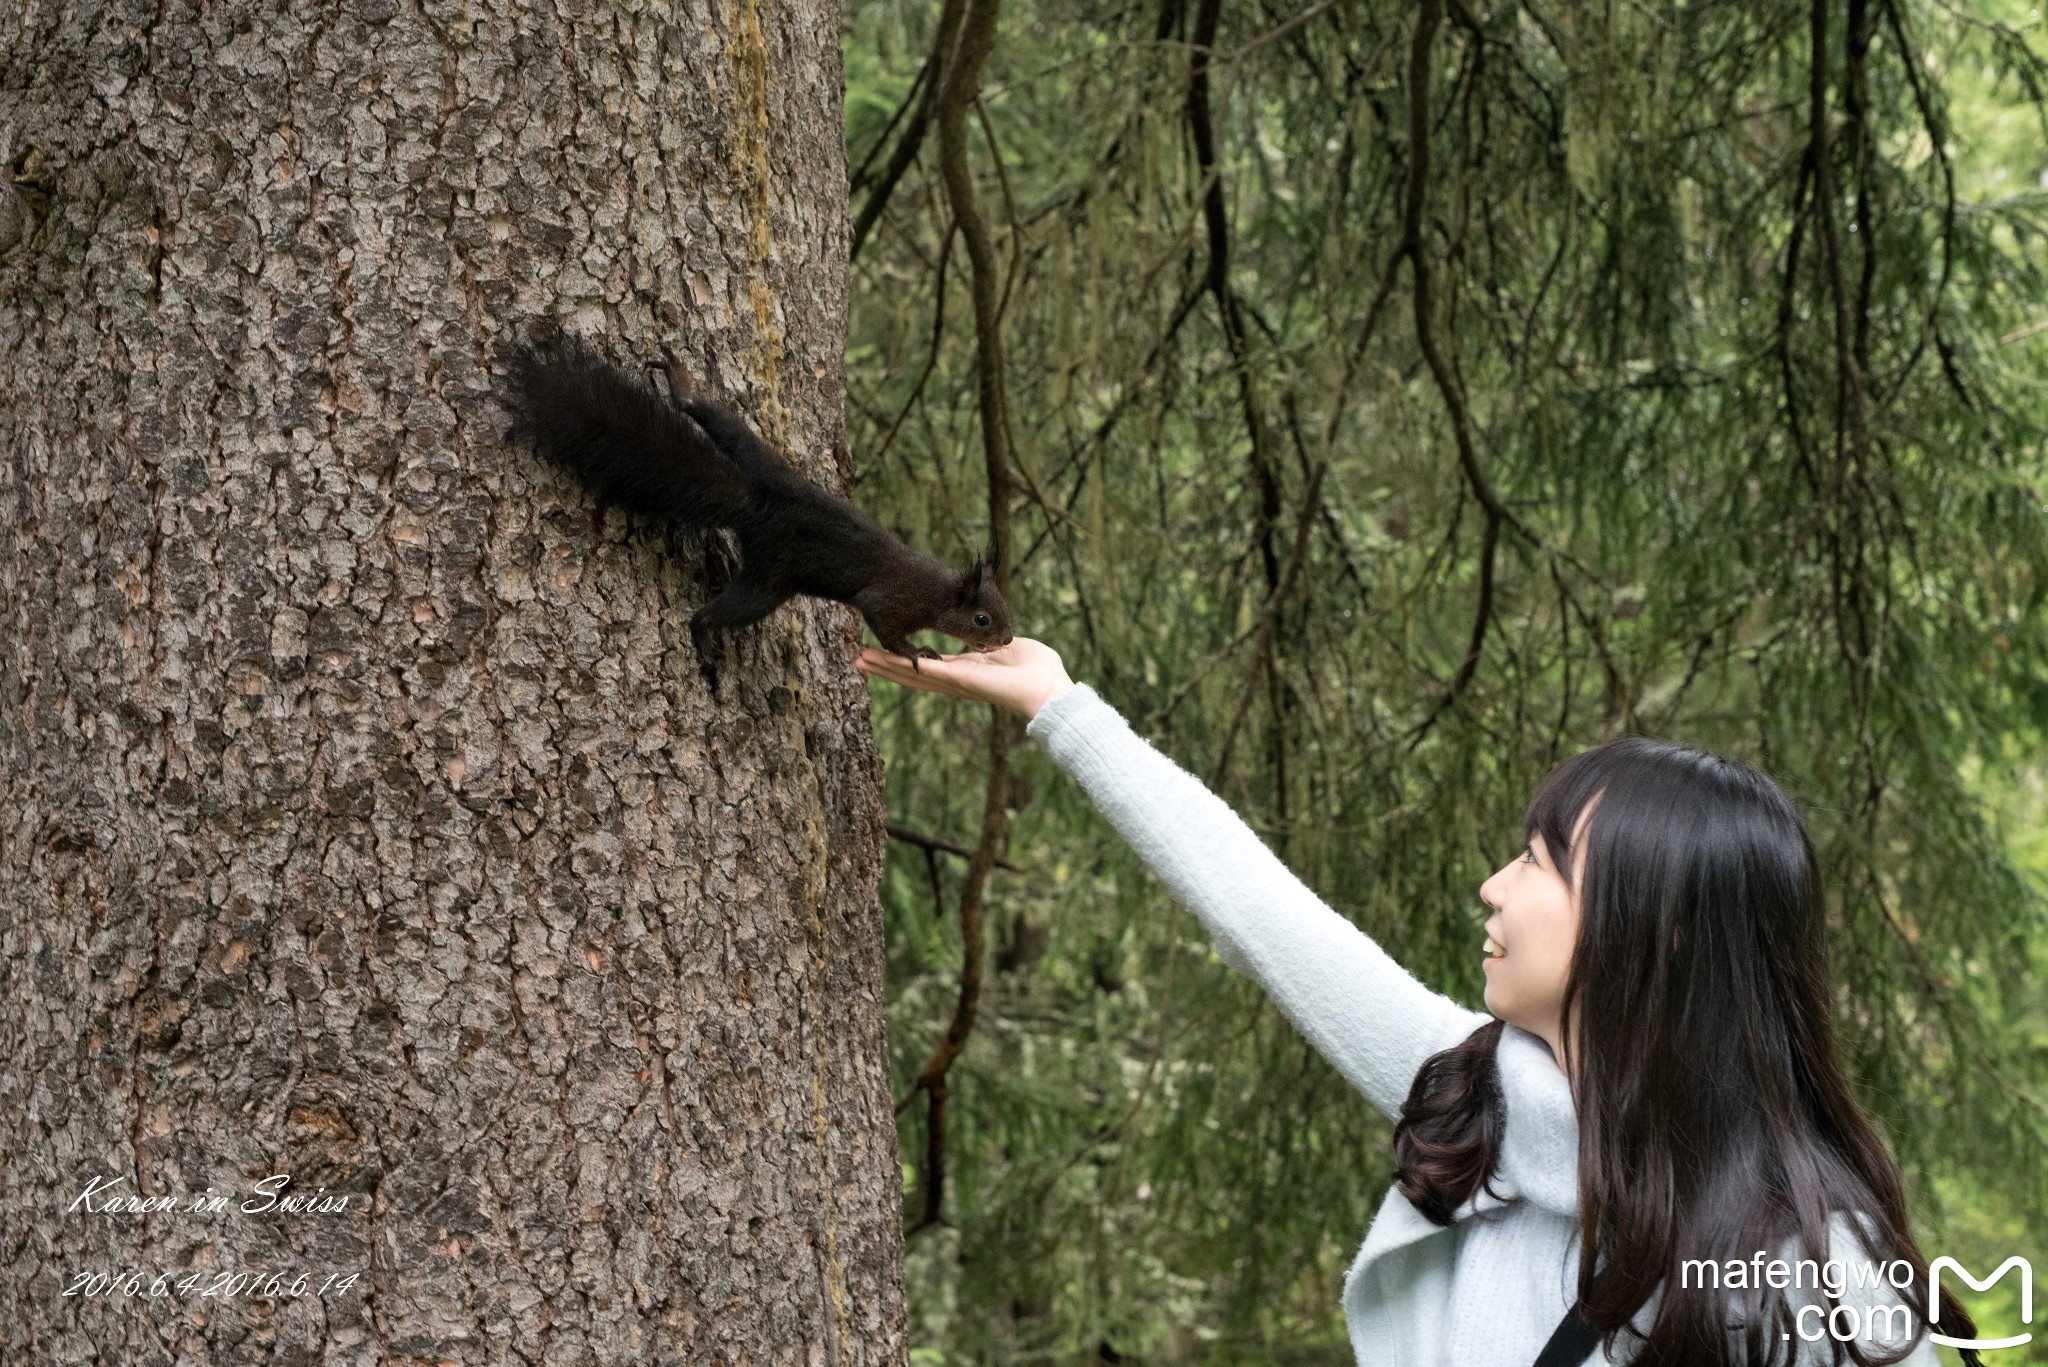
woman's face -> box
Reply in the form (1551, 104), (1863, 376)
(1478, 808), (1592, 1053)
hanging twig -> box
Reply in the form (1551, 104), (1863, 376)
(852, 0), (971, 262)
(896, 0), (1018, 1242)
(887, 822), (1023, 873)
(1398, 0), (1539, 749)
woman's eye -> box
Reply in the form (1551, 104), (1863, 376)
(1522, 844), (1537, 865)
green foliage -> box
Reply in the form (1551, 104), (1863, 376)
(845, 0), (2048, 1359)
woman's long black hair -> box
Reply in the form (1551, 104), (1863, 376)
(1391, 737), (1980, 1366)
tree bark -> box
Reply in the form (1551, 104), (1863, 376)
(0, 0), (905, 1363)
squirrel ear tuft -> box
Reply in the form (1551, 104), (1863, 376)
(960, 559), (984, 598)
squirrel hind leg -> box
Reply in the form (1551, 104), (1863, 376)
(689, 578), (792, 685)
(687, 570), (788, 693)
(691, 577), (792, 634)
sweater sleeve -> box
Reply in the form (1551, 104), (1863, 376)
(1025, 681), (1491, 1123)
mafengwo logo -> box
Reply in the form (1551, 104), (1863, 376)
(1930, 1256), (2032, 1353)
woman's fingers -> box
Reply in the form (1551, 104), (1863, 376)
(854, 637), (1068, 718)
(858, 648), (1020, 708)
(855, 648), (980, 699)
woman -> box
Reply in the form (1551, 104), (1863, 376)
(856, 638), (1984, 1367)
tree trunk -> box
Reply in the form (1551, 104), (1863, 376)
(0, 0), (905, 1362)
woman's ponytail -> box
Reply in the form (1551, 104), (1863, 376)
(1391, 1017), (1510, 1225)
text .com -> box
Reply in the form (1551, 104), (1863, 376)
(1679, 1253), (2032, 1350)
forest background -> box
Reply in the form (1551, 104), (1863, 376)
(838, 0), (2048, 1361)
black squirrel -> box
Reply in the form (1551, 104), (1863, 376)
(499, 334), (1014, 672)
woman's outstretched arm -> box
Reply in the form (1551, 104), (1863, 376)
(1019, 681), (1489, 1121)
(853, 638), (1488, 1122)
(856, 631), (1499, 1123)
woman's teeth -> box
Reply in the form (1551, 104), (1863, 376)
(1483, 936), (1505, 958)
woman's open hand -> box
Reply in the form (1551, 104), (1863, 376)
(854, 637), (1076, 720)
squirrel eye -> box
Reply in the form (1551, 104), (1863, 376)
(974, 613), (990, 627)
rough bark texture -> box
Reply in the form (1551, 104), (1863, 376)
(0, 0), (906, 1363)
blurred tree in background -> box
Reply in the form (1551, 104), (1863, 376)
(842, 0), (2048, 1359)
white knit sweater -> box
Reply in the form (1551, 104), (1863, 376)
(1025, 683), (1940, 1367)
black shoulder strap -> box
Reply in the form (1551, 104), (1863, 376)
(1533, 1302), (1602, 1367)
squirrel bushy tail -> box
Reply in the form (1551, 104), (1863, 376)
(501, 335), (751, 529)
